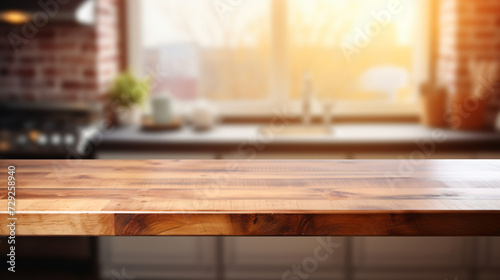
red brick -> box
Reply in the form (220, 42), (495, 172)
(62, 81), (97, 90)
(41, 55), (56, 63)
(34, 30), (55, 39)
(19, 56), (42, 64)
(39, 42), (56, 51)
(43, 68), (57, 77)
(83, 68), (96, 78)
(475, 31), (496, 40)
(1, 0), (120, 103)
(60, 56), (95, 65)
(62, 81), (82, 90)
(15, 68), (35, 78)
(58, 42), (80, 52)
(82, 43), (97, 52)
(476, 4), (500, 15)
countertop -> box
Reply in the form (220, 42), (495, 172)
(1, 159), (499, 236)
(100, 123), (500, 153)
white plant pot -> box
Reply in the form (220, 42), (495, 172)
(117, 105), (141, 126)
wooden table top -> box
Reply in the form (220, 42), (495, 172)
(1, 160), (500, 236)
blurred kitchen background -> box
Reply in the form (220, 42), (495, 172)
(1, 0), (500, 279)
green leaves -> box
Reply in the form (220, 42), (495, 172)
(109, 72), (150, 109)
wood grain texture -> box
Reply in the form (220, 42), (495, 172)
(0, 214), (114, 236)
(114, 213), (500, 236)
(0, 160), (499, 236)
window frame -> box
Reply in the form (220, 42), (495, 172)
(127, 0), (430, 118)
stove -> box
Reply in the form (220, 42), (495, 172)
(0, 101), (102, 159)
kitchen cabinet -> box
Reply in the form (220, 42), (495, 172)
(353, 237), (465, 267)
(223, 237), (345, 280)
(98, 237), (500, 280)
(99, 237), (217, 280)
(352, 237), (470, 280)
(477, 237), (500, 280)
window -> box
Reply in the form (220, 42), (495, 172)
(129, 0), (428, 116)
(288, 0), (419, 102)
(136, 0), (271, 101)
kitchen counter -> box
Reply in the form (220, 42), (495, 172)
(1, 159), (500, 236)
(99, 123), (500, 154)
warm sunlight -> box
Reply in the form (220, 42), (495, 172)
(141, 0), (420, 103)
(288, 0), (418, 102)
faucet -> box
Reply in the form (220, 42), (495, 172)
(302, 72), (313, 125)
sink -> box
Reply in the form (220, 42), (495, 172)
(258, 125), (332, 136)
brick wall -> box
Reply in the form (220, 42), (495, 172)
(0, 0), (120, 102)
(96, 0), (120, 96)
(439, 0), (500, 126)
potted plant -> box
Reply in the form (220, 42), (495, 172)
(108, 72), (150, 126)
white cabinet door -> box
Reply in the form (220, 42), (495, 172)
(353, 237), (466, 267)
(352, 237), (469, 280)
(488, 238), (500, 267)
(99, 236), (217, 280)
(223, 237), (345, 280)
(478, 237), (500, 280)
